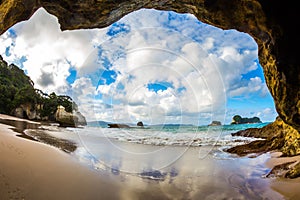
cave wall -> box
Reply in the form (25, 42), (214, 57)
(0, 0), (299, 131)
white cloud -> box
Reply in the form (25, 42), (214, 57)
(226, 106), (278, 124)
(0, 8), (275, 124)
(70, 77), (116, 121)
(229, 76), (268, 98)
(0, 8), (107, 94)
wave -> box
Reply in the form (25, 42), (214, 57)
(69, 123), (268, 147)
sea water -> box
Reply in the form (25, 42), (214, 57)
(25, 123), (268, 173)
(24, 122), (285, 199)
(80, 122), (269, 147)
(27, 122), (268, 172)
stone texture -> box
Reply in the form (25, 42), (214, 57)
(285, 162), (300, 179)
(55, 105), (86, 127)
(55, 105), (77, 127)
(13, 103), (40, 120)
(266, 161), (298, 178)
(227, 117), (300, 157)
(13, 107), (25, 119)
(0, 0), (299, 154)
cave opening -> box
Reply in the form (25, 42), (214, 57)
(1, 2), (300, 198)
(0, 7), (277, 126)
(22, 110), (29, 119)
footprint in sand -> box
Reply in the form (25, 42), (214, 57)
(0, 170), (26, 200)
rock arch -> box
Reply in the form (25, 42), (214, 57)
(1, 0), (299, 154)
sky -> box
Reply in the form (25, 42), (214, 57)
(0, 8), (278, 125)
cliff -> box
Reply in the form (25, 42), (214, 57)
(0, 56), (86, 127)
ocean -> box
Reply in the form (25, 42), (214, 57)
(25, 122), (269, 173)
(83, 122), (269, 147)
(21, 121), (285, 198)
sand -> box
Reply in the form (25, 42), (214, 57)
(1, 114), (300, 200)
(265, 152), (300, 200)
(0, 115), (123, 199)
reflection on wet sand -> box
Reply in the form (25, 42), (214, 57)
(0, 118), (39, 141)
(72, 136), (284, 199)
(0, 117), (286, 199)
(0, 118), (77, 153)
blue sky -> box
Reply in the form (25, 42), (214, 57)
(0, 8), (277, 125)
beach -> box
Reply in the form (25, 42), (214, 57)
(266, 153), (300, 200)
(0, 115), (125, 199)
(0, 114), (300, 199)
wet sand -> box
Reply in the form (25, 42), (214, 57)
(266, 152), (300, 200)
(0, 114), (299, 199)
(0, 120), (126, 199)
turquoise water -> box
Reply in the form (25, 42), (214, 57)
(81, 122), (270, 147)
(23, 121), (285, 199)
(64, 122), (272, 179)
(23, 121), (283, 199)
(25, 122), (270, 172)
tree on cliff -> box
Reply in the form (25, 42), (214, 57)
(41, 92), (78, 120)
(231, 115), (262, 124)
(0, 55), (77, 121)
(13, 85), (41, 108)
(0, 55), (35, 113)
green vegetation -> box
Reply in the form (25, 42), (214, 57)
(40, 92), (78, 120)
(0, 55), (77, 120)
(231, 115), (262, 124)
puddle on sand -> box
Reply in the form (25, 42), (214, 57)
(0, 118), (77, 153)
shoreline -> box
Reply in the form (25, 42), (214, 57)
(266, 152), (300, 199)
(1, 114), (300, 199)
(0, 114), (124, 199)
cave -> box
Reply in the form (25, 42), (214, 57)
(22, 110), (29, 119)
(0, 0), (299, 155)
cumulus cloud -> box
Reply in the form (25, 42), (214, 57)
(86, 9), (263, 124)
(229, 77), (269, 98)
(226, 106), (277, 123)
(70, 77), (114, 121)
(256, 108), (278, 121)
(37, 70), (55, 87)
(0, 8), (276, 123)
(0, 8), (107, 94)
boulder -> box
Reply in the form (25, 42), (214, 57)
(107, 124), (130, 128)
(55, 105), (80, 127)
